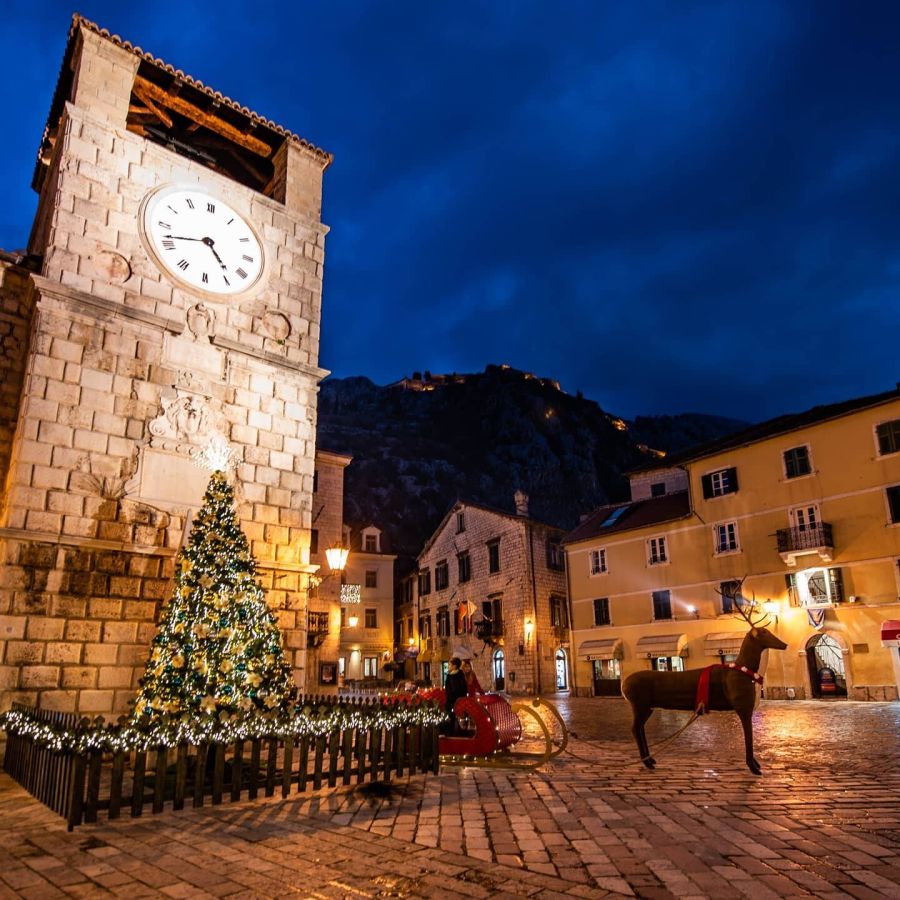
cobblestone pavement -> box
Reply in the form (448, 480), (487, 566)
(1, 699), (899, 899)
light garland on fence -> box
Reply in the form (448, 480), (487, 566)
(0, 699), (446, 755)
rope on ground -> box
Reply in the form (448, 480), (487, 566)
(563, 711), (702, 767)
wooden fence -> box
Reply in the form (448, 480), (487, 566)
(2, 700), (440, 830)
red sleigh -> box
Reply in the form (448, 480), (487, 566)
(438, 693), (567, 771)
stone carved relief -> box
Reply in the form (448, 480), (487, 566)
(262, 311), (291, 343)
(86, 250), (132, 283)
(148, 390), (226, 454)
(186, 303), (215, 341)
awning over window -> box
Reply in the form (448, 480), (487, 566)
(577, 638), (623, 660)
(635, 633), (688, 658)
(881, 620), (900, 647)
(703, 632), (746, 657)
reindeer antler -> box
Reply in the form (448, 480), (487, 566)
(717, 576), (771, 629)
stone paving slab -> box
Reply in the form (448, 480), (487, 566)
(0, 700), (898, 897)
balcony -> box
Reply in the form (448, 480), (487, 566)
(776, 523), (834, 567)
(474, 620), (504, 645)
(307, 611), (330, 648)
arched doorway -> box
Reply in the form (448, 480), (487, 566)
(555, 648), (569, 691)
(493, 649), (505, 691)
(806, 634), (848, 699)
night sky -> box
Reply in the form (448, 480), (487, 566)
(2, 1), (898, 422)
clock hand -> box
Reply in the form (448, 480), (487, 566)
(164, 234), (205, 242)
(201, 236), (228, 270)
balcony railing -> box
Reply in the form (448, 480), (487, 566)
(776, 523), (834, 565)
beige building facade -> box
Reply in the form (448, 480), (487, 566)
(307, 451), (395, 691)
(0, 17), (332, 716)
(414, 496), (570, 695)
(564, 387), (900, 701)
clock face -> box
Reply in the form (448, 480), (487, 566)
(141, 187), (264, 296)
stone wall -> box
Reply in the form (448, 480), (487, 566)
(416, 501), (569, 695)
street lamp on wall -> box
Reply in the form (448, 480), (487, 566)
(524, 618), (535, 644)
(308, 542), (350, 596)
(762, 599), (780, 625)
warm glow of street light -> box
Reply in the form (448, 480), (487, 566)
(325, 544), (349, 573)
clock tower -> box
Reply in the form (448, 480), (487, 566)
(0, 16), (333, 717)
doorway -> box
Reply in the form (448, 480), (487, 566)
(555, 648), (568, 691)
(493, 649), (505, 691)
(591, 658), (621, 696)
(806, 633), (847, 698)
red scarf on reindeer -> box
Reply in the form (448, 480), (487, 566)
(695, 663), (764, 715)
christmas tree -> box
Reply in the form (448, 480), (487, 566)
(132, 469), (295, 727)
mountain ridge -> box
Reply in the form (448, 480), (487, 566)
(316, 366), (748, 559)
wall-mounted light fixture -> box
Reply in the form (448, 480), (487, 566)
(347, 613), (359, 628)
(686, 604), (699, 619)
(308, 542), (350, 596)
(762, 599), (780, 624)
(524, 618), (535, 644)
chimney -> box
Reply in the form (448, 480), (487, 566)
(514, 490), (529, 517)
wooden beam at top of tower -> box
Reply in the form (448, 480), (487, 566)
(132, 76), (273, 158)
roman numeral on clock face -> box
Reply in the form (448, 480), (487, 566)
(223, 275), (230, 286)
(185, 198), (195, 209)
(239, 237), (249, 243)
(202, 273), (209, 284)
(162, 239), (176, 250)
(236, 268), (248, 279)
(177, 259), (189, 271)
(207, 202), (215, 213)
(158, 221), (172, 230)
(242, 255), (254, 262)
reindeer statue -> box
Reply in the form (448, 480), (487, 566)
(622, 585), (787, 774)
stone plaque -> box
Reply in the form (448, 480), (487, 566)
(137, 447), (210, 509)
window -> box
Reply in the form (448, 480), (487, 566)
(457, 551), (471, 583)
(701, 467), (738, 499)
(601, 506), (629, 527)
(547, 539), (565, 571)
(487, 539), (501, 574)
(402, 578), (414, 604)
(549, 595), (568, 628)
(652, 589), (672, 620)
(435, 559), (449, 591)
(783, 446), (812, 479)
(309, 528), (319, 555)
(365, 570), (377, 588)
(340, 607), (346, 628)
(481, 596), (503, 633)
(456, 511), (466, 533)
(786, 568), (844, 607)
(647, 536), (668, 565)
(877, 419), (900, 456)
(455, 602), (473, 634)
(791, 504), (819, 531)
(363, 656), (378, 678)
(589, 548), (607, 575)
(593, 598), (610, 626)
(313, 470), (319, 493)
(436, 607), (450, 637)
(650, 482), (666, 497)
(364, 608), (377, 628)
(418, 614), (432, 639)
(888, 485), (900, 524)
(418, 568), (431, 596)
(364, 534), (378, 552)
(713, 522), (739, 554)
(719, 580), (743, 614)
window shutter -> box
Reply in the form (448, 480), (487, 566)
(828, 567), (844, 603)
(701, 474), (713, 499)
(727, 467), (738, 492)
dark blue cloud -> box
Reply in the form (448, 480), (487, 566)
(2, 0), (899, 421)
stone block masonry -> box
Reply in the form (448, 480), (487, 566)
(0, 20), (332, 717)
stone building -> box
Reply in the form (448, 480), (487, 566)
(0, 16), (333, 716)
(564, 386), (900, 701)
(306, 451), (395, 691)
(414, 494), (570, 695)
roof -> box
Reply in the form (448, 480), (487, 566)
(35, 15), (333, 189)
(417, 498), (564, 561)
(630, 386), (900, 474)
(562, 490), (691, 545)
